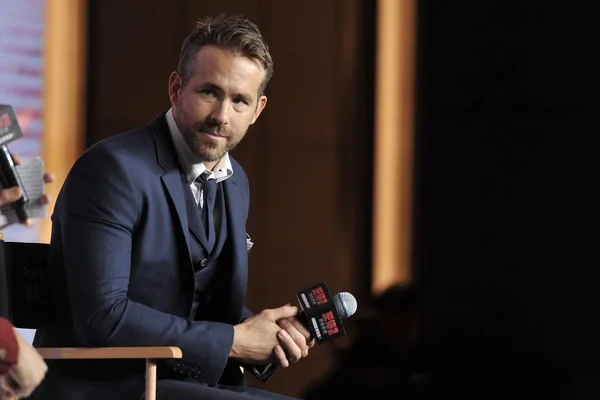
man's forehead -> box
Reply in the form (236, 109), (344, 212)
(191, 47), (265, 94)
(194, 47), (265, 76)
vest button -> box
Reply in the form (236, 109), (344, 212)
(200, 258), (209, 267)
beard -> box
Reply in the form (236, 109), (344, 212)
(174, 108), (246, 162)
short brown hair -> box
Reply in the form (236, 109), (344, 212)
(177, 14), (274, 95)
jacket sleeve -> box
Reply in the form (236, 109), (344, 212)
(0, 317), (18, 375)
(57, 147), (233, 385)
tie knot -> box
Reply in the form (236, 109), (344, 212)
(198, 172), (217, 200)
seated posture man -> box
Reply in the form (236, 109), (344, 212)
(32, 13), (312, 400)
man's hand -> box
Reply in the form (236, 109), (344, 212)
(274, 312), (316, 368)
(230, 305), (299, 365)
(0, 330), (47, 398)
(0, 153), (55, 227)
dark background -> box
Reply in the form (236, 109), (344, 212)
(414, 1), (596, 397)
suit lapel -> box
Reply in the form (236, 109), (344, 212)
(150, 115), (194, 270)
(161, 172), (191, 253)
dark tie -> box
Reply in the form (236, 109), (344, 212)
(197, 172), (217, 250)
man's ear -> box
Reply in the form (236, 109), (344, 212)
(168, 71), (182, 105)
(250, 95), (268, 125)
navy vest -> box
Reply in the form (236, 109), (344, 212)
(181, 178), (228, 321)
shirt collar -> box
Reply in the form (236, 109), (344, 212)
(166, 107), (233, 183)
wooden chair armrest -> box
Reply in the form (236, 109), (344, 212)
(36, 346), (182, 359)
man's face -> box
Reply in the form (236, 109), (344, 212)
(168, 45), (267, 165)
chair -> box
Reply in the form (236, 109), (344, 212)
(0, 240), (182, 400)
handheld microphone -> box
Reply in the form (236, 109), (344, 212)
(0, 105), (30, 222)
(295, 282), (358, 345)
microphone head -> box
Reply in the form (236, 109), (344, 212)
(334, 292), (357, 319)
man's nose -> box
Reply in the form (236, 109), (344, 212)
(210, 100), (230, 125)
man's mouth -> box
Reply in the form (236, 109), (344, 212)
(201, 130), (226, 138)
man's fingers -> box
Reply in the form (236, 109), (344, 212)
(277, 328), (302, 363)
(283, 317), (311, 342)
(0, 187), (22, 207)
(278, 319), (309, 358)
(266, 305), (298, 321)
(273, 344), (289, 368)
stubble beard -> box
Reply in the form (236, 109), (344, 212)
(174, 108), (245, 162)
(183, 129), (222, 162)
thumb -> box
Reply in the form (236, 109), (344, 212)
(0, 187), (22, 206)
(269, 304), (299, 321)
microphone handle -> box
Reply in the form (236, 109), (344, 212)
(0, 145), (30, 222)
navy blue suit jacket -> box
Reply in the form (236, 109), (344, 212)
(34, 114), (267, 387)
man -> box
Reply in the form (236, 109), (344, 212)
(0, 317), (47, 399)
(33, 14), (313, 400)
